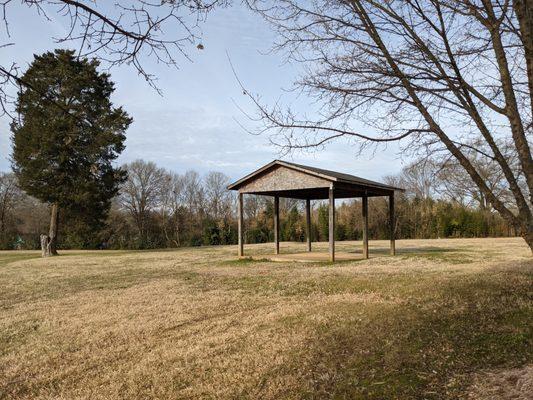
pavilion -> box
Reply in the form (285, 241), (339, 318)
(227, 160), (403, 262)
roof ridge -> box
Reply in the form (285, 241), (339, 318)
(277, 160), (401, 190)
(227, 159), (403, 192)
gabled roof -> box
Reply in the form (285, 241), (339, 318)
(227, 160), (403, 193)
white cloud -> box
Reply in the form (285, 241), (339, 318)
(0, 2), (409, 185)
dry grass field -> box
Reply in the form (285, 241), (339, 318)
(0, 238), (532, 399)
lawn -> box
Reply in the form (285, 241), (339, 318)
(0, 238), (531, 399)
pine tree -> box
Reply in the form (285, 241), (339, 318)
(11, 49), (131, 256)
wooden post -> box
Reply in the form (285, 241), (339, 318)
(362, 194), (369, 259)
(238, 192), (244, 257)
(274, 195), (280, 254)
(329, 185), (335, 262)
(306, 198), (311, 252)
(389, 192), (396, 255)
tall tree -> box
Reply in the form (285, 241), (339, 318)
(204, 171), (232, 220)
(160, 172), (186, 247)
(119, 160), (169, 246)
(245, 0), (533, 252)
(436, 143), (516, 210)
(11, 49), (130, 256)
(0, 172), (22, 244)
(183, 170), (206, 219)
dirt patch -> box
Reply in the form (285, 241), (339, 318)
(467, 365), (533, 400)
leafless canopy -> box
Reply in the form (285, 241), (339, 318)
(242, 0), (533, 249)
(0, 0), (226, 114)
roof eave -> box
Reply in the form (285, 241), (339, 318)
(335, 178), (403, 193)
(226, 160), (279, 190)
(227, 159), (405, 193)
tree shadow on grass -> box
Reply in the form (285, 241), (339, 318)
(339, 245), (475, 264)
(283, 267), (532, 399)
(0, 253), (41, 268)
(342, 246), (461, 255)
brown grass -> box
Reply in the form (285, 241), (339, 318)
(467, 365), (533, 400)
(0, 238), (531, 399)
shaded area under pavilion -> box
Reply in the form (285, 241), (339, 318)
(227, 160), (403, 262)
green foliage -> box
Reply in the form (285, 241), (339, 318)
(203, 219), (222, 245)
(246, 226), (271, 244)
(244, 204), (273, 245)
(196, 218), (237, 247)
(433, 202), (494, 238)
(11, 49), (131, 240)
(317, 204), (329, 241)
(60, 208), (106, 249)
(282, 206), (304, 242)
(335, 222), (347, 241)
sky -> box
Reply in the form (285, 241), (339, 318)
(0, 2), (410, 183)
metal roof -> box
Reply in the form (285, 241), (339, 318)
(227, 160), (403, 198)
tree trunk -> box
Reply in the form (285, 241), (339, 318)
(41, 203), (59, 257)
(40, 234), (48, 257)
(175, 224), (180, 247)
(48, 203), (59, 255)
(522, 222), (533, 254)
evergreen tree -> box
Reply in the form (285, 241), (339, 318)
(11, 49), (131, 256)
(317, 204), (329, 241)
(283, 205), (304, 242)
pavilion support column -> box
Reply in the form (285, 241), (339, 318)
(389, 193), (396, 256)
(306, 199), (311, 252)
(274, 196), (280, 255)
(238, 192), (244, 257)
(362, 193), (369, 259)
(329, 185), (335, 262)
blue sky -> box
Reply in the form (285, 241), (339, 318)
(0, 2), (409, 182)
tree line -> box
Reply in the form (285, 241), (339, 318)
(0, 2), (531, 252)
(0, 158), (514, 251)
(4, 46), (527, 254)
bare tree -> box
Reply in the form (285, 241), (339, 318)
(0, 0), (227, 114)
(243, 194), (262, 222)
(436, 143), (516, 210)
(398, 161), (439, 201)
(396, 139), (518, 208)
(0, 172), (22, 239)
(182, 170), (205, 215)
(243, 0), (533, 251)
(181, 169), (206, 241)
(119, 160), (168, 242)
(160, 171), (185, 247)
(204, 171), (232, 220)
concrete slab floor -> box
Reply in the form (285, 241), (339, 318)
(242, 252), (365, 263)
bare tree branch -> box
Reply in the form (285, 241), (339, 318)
(241, 0), (532, 249)
(0, 0), (227, 114)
